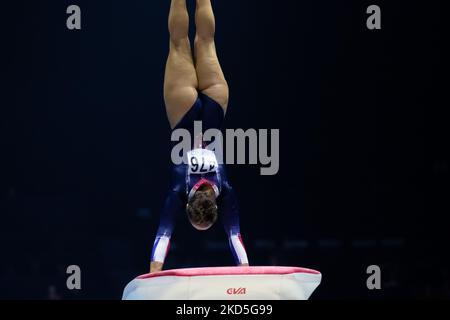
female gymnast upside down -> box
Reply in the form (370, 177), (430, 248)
(150, 0), (249, 273)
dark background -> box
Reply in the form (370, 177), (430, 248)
(1, 0), (447, 299)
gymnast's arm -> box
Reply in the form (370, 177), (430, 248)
(219, 181), (250, 267)
(150, 168), (186, 273)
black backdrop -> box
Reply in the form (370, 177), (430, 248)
(1, 0), (447, 299)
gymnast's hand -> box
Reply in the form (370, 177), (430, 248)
(150, 261), (164, 273)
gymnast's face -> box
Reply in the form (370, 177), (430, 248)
(186, 185), (218, 231)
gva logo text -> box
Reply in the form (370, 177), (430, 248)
(227, 287), (247, 295)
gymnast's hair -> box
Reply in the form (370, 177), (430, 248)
(187, 185), (218, 230)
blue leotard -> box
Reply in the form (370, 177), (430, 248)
(151, 93), (248, 266)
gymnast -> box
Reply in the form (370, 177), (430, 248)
(150, 0), (249, 273)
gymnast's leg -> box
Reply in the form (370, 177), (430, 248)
(194, 0), (229, 112)
(164, 0), (199, 129)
